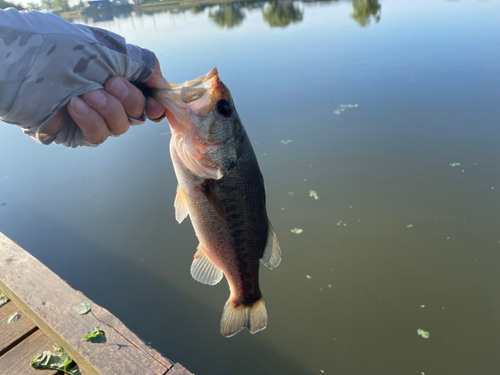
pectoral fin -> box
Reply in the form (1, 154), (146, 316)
(174, 184), (189, 224)
(191, 245), (223, 285)
(201, 181), (226, 221)
(261, 220), (281, 269)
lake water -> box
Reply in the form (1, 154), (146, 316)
(2, 0), (500, 373)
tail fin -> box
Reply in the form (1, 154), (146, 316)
(220, 298), (267, 338)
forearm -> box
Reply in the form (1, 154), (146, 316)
(0, 8), (155, 147)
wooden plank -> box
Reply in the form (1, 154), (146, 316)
(0, 329), (59, 375)
(0, 299), (38, 356)
(0, 232), (173, 375)
(167, 363), (195, 375)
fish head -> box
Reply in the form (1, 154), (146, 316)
(152, 68), (240, 180)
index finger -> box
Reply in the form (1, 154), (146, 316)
(105, 77), (145, 121)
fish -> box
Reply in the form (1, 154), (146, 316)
(151, 68), (281, 337)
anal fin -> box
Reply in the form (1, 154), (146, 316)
(174, 184), (189, 224)
(261, 220), (281, 269)
(191, 245), (223, 285)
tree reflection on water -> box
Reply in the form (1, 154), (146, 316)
(350, 0), (380, 27)
(208, 3), (246, 29)
(261, 1), (303, 28)
(69, 0), (382, 30)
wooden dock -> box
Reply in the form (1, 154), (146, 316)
(0, 232), (193, 375)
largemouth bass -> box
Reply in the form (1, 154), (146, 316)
(152, 68), (281, 337)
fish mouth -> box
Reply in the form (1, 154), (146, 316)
(152, 68), (233, 180)
(151, 67), (226, 132)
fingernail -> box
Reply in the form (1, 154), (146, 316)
(70, 97), (90, 116)
(109, 78), (130, 99)
(84, 90), (107, 107)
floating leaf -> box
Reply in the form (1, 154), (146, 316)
(291, 228), (303, 234)
(31, 345), (81, 375)
(76, 301), (91, 315)
(280, 140), (292, 145)
(81, 326), (105, 343)
(309, 190), (319, 200)
(417, 329), (430, 339)
(0, 292), (9, 307)
(0, 202), (6, 207)
(8, 312), (20, 324)
(334, 104), (358, 115)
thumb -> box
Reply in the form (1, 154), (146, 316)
(145, 57), (169, 89)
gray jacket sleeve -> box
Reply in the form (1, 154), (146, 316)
(0, 8), (156, 147)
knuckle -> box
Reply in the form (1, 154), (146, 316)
(85, 118), (107, 134)
(98, 135), (109, 144)
(112, 123), (129, 135)
(107, 115), (130, 135)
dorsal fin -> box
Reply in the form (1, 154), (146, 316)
(261, 220), (281, 269)
(191, 245), (223, 285)
(200, 181), (225, 221)
(174, 184), (189, 224)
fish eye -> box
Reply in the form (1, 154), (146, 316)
(216, 100), (233, 118)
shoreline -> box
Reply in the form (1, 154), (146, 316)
(59, 0), (237, 19)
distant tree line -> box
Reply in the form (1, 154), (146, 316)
(0, 0), (78, 12)
(0, 0), (23, 9)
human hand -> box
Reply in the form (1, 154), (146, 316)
(41, 58), (168, 144)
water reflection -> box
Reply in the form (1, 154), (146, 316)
(350, 0), (380, 27)
(65, 0), (382, 28)
(92, 13), (114, 22)
(190, 4), (211, 14)
(208, 3), (246, 29)
(262, 1), (303, 28)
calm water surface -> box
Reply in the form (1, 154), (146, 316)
(2, 0), (500, 374)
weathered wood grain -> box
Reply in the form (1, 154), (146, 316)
(0, 299), (38, 356)
(167, 363), (195, 375)
(0, 232), (173, 375)
(0, 329), (59, 375)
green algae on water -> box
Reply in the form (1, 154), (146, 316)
(417, 329), (430, 339)
(309, 190), (319, 200)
